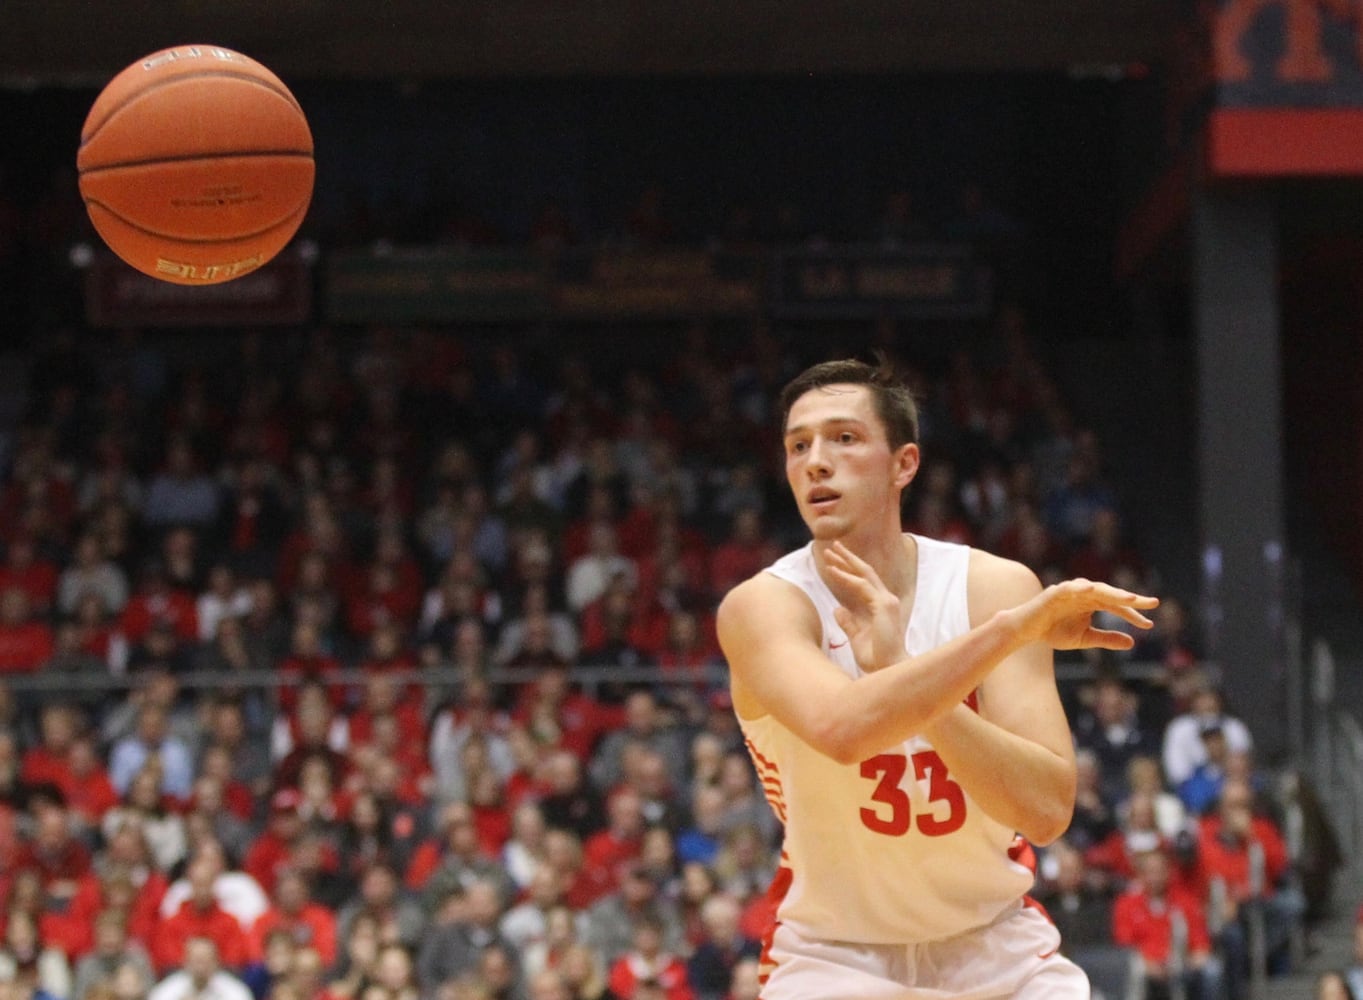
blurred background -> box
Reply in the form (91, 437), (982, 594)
(0, 3), (1361, 998)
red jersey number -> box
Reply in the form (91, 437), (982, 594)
(859, 751), (966, 837)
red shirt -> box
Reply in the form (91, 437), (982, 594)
(20, 746), (72, 788)
(582, 829), (642, 893)
(608, 952), (694, 1000)
(513, 689), (624, 761)
(0, 561), (58, 609)
(1112, 884), (1213, 965)
(243, 832), (298, 897)
(0, 621), (54, 672)
(62, 768), (121, 824)
(1195, 815), (1289, 902)
(155, 901), (249, 972)
(120, 590), (199, 644)
(248, 903), (338, 964)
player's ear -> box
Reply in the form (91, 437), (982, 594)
(892, 443), (920, 490)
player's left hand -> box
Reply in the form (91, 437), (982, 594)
(822, 541), (907, 671)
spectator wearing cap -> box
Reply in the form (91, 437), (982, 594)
(1177, 722), (1232, 817)
(244, 790), (317, 898)
(1162, 686), (1253, 788)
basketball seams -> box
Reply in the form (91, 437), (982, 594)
(79, 151), (315, 174)
(85, 196), (309, 245)
(81, 71), (307, 148)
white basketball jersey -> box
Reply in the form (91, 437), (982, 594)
(740, 534), (1035, 945)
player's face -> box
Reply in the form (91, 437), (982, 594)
(783, 384), (916, 540)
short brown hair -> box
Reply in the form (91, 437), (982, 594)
(779, 354), (919, 449)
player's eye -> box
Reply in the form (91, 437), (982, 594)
(839, 432), (856, 444)
(790, 441), (808, 454)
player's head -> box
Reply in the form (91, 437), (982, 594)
(779, 354), (920, 538)
(779, 354), (919, 450)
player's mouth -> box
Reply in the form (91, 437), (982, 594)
(807, 487), (841, 510)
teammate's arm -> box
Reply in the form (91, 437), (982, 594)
(918, 553), (1078, 845)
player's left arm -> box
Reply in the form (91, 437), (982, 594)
(918, 550), (1078, 845)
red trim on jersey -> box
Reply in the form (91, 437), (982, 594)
(1007, 835), (1037, 874)
(757, 862), (794, 986)
(745, 738), (787, 825)
(744, 739), (779, 773)
(965, 689), (980, 713)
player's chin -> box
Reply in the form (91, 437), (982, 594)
(806, 515), (848, 540)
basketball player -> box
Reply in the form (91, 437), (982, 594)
(716, 357), (1159, 998)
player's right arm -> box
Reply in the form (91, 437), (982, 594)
(718, 567), (1157, 765)
(719, 573), (1023, 764)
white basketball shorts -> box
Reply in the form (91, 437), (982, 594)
(760, 900), (1089, 999)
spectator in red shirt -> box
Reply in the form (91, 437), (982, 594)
(1196, 778), (1305, 997)
(154, 855), (250, 974)
(0, 586), (54, 674)
(0, 535), (59, 614)
(277, 624), (344, 714)
(707, 509), (775, 600)
(347, 672), (425, 750)
(513, 665), (621, 763)
(582, 788), (646, 899)
(61, 735), (120, 834)
(607, 915), (694, 1000)
(244, 790), (312, 899)
(1112, 848), (1221, 1000)
(120, 561), (198, 647)
(247, 868), (337, 966)
(19, 703), (80, 789)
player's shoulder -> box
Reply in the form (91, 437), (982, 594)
(965, 547), (1043, 623)
(717, 567), (820, 643)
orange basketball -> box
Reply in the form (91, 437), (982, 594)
(77, 44), (314, 285)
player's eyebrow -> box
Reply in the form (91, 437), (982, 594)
(782, 417), (866, 440)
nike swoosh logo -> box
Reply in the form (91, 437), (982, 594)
(829, 641), (847, 650)
(1037, 945), (1060, 960)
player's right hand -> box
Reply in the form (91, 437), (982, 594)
(1007, 578), (1158, 651)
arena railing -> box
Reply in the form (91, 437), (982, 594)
(0, 659), (1174, 699)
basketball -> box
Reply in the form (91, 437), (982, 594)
(76, 44), (314, 285)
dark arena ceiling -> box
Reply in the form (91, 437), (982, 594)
(0, 1), (1175, 83)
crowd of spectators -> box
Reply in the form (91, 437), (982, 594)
(0, 310), (1321, 1000)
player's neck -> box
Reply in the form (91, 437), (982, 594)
(814, 528), (915, 599)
